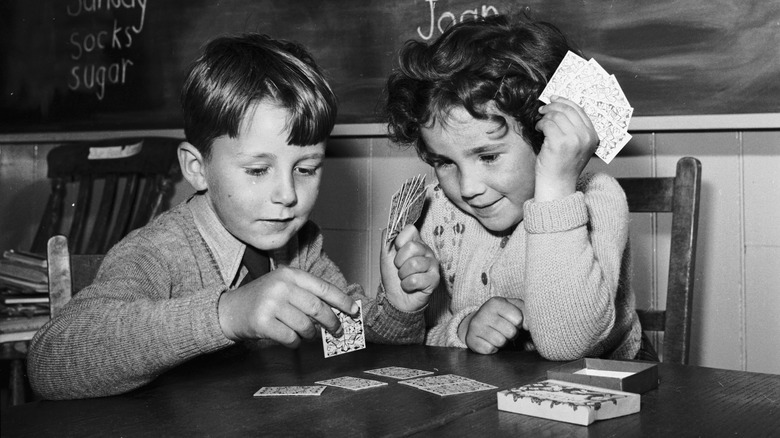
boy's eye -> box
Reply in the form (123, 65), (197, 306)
(295, 165), (320, 176)
(245, 167), (270, 177)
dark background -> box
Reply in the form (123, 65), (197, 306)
(2, 0), (778, 133)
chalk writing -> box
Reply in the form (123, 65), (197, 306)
(417, 0), (499, 40)
(65, 0), (148, 100)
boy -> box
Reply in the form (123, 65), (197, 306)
(28, 33), (437, 400)
(381, 15), (653, 361)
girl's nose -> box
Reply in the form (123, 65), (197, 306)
(458, 167), (484, 199)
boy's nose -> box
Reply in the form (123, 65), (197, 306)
(271, 175), (297, 206)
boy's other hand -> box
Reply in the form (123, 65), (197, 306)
(534, 95), (599, 202)
(459, 297), (525, 354)
(380, 224), (439, 313)
(217, 266), (357, 347)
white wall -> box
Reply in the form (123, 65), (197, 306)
(1, 129), (778, 373)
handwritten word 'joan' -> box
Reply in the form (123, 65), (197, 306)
(66, 0), (148, 34)
(417, 0), (499, 40)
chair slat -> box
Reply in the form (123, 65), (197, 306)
(86, 175), (119, 254)
(618, 156), (701, 365)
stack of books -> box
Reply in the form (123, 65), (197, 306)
(0, 250), (50, 343)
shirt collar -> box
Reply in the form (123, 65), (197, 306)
(188, 193), (244, 285)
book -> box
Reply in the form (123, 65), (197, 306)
(0, 273), (48, 293)
(0, 315), (50, 333)
(0, 260), (48, 283)
(497, 379), (640, 426)
(2, 249), (47, 269)
(0, 329), (38, 343)
(2, 294), (49, 305)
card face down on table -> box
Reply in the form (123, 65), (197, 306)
(497, 379), (640, 426)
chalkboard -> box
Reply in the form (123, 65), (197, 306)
(2, 0), (779, 133)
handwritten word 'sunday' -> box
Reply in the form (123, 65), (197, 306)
(66, 0), (148, 100)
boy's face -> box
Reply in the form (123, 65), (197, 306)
(202, 102), (324, 251)
(420, 106), (537, 233)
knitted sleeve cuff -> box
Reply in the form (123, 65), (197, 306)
(166, 286), (234, 360)
(523, 191), (588, 234)
(364, 283), (427, 344)
(445, 305), (481, 349)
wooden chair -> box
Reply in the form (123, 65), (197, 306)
(617, 157), (702, 365)
(29, 137), (181, 255)
(4, 235), (104, 406)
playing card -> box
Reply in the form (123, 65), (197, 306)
(398, 374), (474, 389)
(253, 386), (326, 397)
(322, 300), (367, 358)
(539, 51), (589, 104)
(399, 374), (497, 396)
(386, 175), (427, 243)
(315, 376), (388, 391)
(364, 366), (434, 380)
(414, 380), (497, 396)
(539, 51), (634, 164)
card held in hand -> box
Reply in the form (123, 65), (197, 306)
(386, 174), (427, 244)
(322, 300), (367, 358)
(539, 51), (634, 164)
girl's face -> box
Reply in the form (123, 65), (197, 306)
(420, 106), (537, 233)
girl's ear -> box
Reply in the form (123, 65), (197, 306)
(178, 142), (209, 192)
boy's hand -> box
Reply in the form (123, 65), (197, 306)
(534, 95), (599, 202)
(380, 224), (439, 312)
(458, 297), (526, 354)
(217, 266), (357, 347)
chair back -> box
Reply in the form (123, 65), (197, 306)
(617, 156), (702, 365)
(31, 137), (181, 255)
(46, 236), (104, 316)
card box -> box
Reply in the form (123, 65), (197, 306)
(497, 379), (640, 426)
(546, 358), (658, 394)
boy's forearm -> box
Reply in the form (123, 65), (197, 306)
(28, 286), (231, 399)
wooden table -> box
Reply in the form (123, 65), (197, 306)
(2, 342), (779, 437)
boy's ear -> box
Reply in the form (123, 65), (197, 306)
(178, 142), (208, 192)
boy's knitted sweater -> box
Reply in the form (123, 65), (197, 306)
(419, 172), (642, 360)
(28, 196), (423, 400)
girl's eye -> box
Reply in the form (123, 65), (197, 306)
(245, 167), (270, 177)
(480, 154), (499, 163)
(431, 159), (454, 170)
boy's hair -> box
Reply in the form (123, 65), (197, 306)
(181, 33), (337, 158)
(384, 14), (576, 159)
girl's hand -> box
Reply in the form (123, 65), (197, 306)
(379, 224), (439, 312)
(534, 96), (599, 201)
(458, 297), (525, 354)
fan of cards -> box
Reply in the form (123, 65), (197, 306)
(385, 174), (427, 244)
(254, 368), (496, 397)
(539, 51), (634, 164)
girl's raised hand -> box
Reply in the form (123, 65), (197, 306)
(534, 96), (599, 201)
